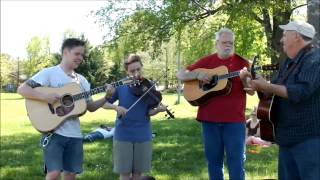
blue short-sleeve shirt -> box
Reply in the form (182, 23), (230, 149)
(108, 85), (152, 142)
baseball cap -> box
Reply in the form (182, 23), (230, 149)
(279, 21), (316, 39)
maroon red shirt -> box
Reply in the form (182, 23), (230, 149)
(186, 53), (249, 123)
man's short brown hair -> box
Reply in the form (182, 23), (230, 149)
(124, 54), (143, 70)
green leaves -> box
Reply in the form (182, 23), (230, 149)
(96, 0), (306, 64)
(24, 36), (52, 78)
(1, 54), (16, 86)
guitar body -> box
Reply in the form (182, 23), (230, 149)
(256, 92), (276, 142)
(25, 83), (87, 133)
(183, 66), (232, 106)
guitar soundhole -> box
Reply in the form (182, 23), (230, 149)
(201, 75), (218, 91)
(61, 94), (74, 107)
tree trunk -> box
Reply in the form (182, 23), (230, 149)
(307, 0), (320, 47)
(260, 4), (291, 64)
(165, 48), (169, 89)
(175, 31), (182, 105)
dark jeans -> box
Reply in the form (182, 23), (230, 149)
(202, 122), (246, 180)
(278, 138), (320, 180)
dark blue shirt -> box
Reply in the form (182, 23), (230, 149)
(272, 46), (320, 147)
(108, 85), (152, 142)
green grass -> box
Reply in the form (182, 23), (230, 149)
(0, 93), (278, 180)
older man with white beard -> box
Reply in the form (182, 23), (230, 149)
(176, 28), (254, 180)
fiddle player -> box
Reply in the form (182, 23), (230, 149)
(103, 54), (166, 180)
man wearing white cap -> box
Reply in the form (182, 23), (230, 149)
(245, 20), (320, 180)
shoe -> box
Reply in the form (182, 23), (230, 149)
(141, 175), (155, 180)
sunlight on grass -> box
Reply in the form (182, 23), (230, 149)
(1, 92), (277, 179)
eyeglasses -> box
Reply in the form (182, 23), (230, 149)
(220, 41), (234, 46)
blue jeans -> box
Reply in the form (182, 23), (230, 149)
(278, 138), (320, 180)
(202, 122), (246, 180)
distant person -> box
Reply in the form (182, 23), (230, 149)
(245, 107), (271, 147)
(83, 125), (114, 142)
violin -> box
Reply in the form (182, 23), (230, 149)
(129, 77), (175, 119)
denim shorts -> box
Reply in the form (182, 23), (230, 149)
(113, 140), (152, 173)
(41, 133), (83, 174)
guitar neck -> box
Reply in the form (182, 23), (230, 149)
(218, 71), (240, 80)
(72, 81), (124, 101)
(217, 64), (278, 81)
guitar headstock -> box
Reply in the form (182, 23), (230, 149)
(261, 64), (279, 71)
(250, 55), (259, 79)
(250, 55), (279, 80)
(254, 64), (279, 71)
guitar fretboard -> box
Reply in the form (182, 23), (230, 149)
(218, 71), (240, 80)
(73, 81), (125, 101)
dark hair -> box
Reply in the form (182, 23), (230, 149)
(61, 38), (86, 53)
(124, 54), (143, 70)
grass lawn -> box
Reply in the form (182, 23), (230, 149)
(0, 92), (278, 180)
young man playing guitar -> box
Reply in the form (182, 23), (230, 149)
(245, 21), (320, 180)
(176, 28), (254, 180)
(17, 38), (114, 180)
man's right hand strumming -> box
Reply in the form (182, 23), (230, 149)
(43, 93), (60, 104)
(196, 72), (211, 84)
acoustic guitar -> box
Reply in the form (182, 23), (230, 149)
(25, 77), (139, 133)
(183, 64), (278, 106)
(250, 57), (279, 142)
(256, 92), (276, 142)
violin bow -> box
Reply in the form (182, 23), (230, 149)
(126, 69), (168, 113)
(126, 80), (157, 113)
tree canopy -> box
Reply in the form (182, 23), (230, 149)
(95, 0), (308, 65)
